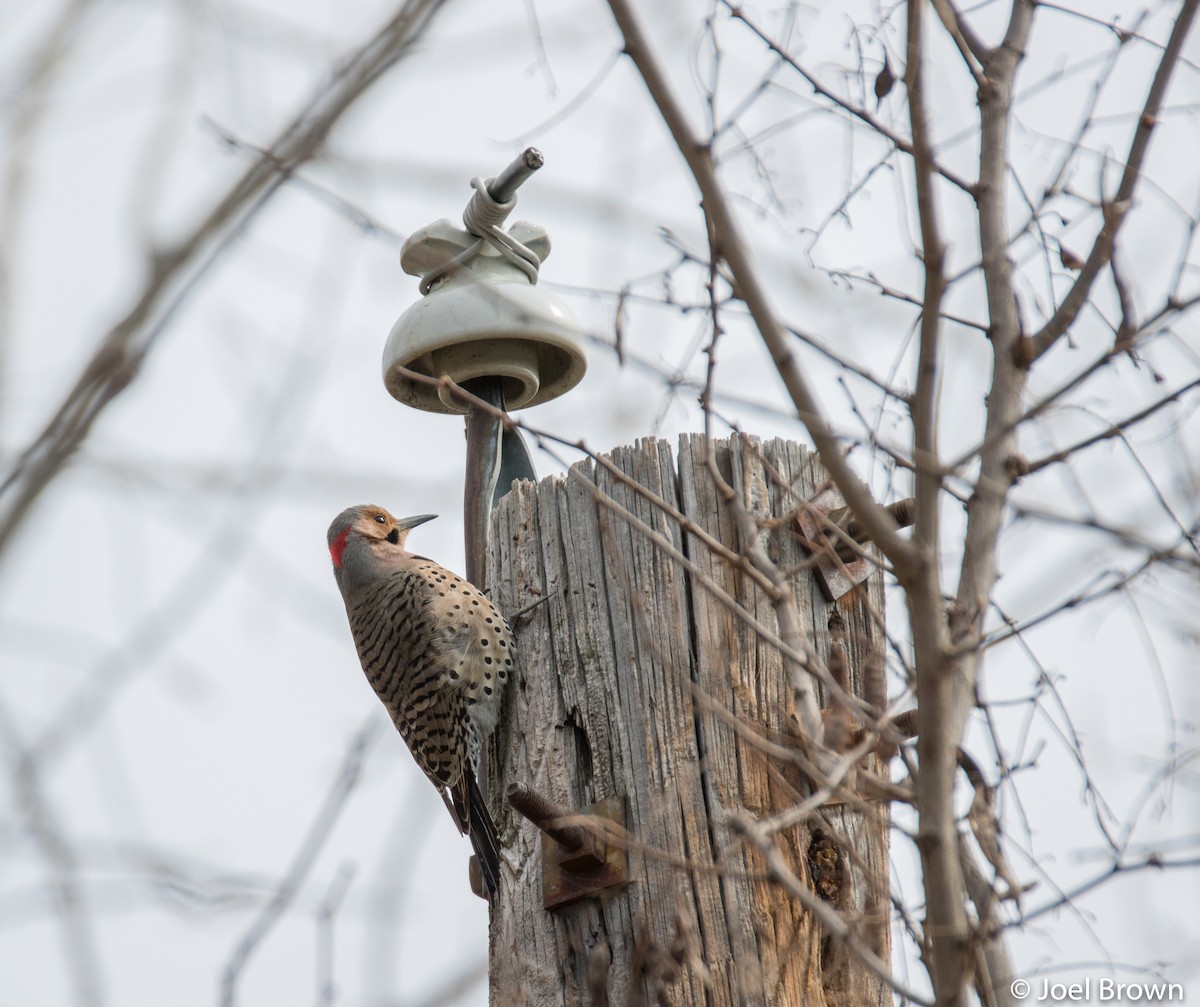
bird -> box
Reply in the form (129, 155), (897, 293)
(326, 504), (512, 894)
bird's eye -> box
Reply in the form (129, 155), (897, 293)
(374, 514), (387, 524)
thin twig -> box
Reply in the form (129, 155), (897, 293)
(1031, 0), (1200, 358)
(220, 719), (380, 1007)
(605, 0), (916, 580)
(315, 863), (356, 1007)
(930, 0), (986, 77)
(0, 0), (449, 560)
(725, 1), (977, 195)
(730, 814), (934, 1005)
(1, 703), (106, 1007)
(1022, 378), (1200, 475)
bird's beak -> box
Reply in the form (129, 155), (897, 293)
(398, 513), (437, 531)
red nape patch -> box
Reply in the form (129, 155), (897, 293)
(329, 527), (350, 568)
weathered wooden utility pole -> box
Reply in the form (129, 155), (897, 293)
(487, 433), (891, 1006)
(375, 147), (892, 1005)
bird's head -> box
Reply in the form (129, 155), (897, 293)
(327, 505), (436, 573)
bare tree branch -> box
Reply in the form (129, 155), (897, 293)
(726, 2), (978, 195)
(910, 2), (1035, 1001)
(605, 0), (917, 579)
(0, 0), (99, 432)
(1022, 378), (1200, 476)
(221, 719), (379, 1007)
(1031, 0), (1200, 359)
(315, 863), (356, 1007)
(0, 0), (449, 559)
(730, 813), (933, 1005)
(930, 0), (987, 75)
(0, 700), (106, 1007)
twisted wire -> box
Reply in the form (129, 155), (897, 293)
(418, 177), (542, 294)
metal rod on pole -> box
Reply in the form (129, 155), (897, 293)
(463, 148), (545, 590)
(464, 382), (506, 590)
(488, 147), (543, 203)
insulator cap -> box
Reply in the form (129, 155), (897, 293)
(382, 219), (587, 414)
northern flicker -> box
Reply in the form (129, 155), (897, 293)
(327, 504), (512, 894)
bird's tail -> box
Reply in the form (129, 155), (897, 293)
(457, 773), (501, 896)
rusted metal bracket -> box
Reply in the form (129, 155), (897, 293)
(506, 782), (629, 910)
(797, 489), (915, 601)
(796, 486), (871, 601)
